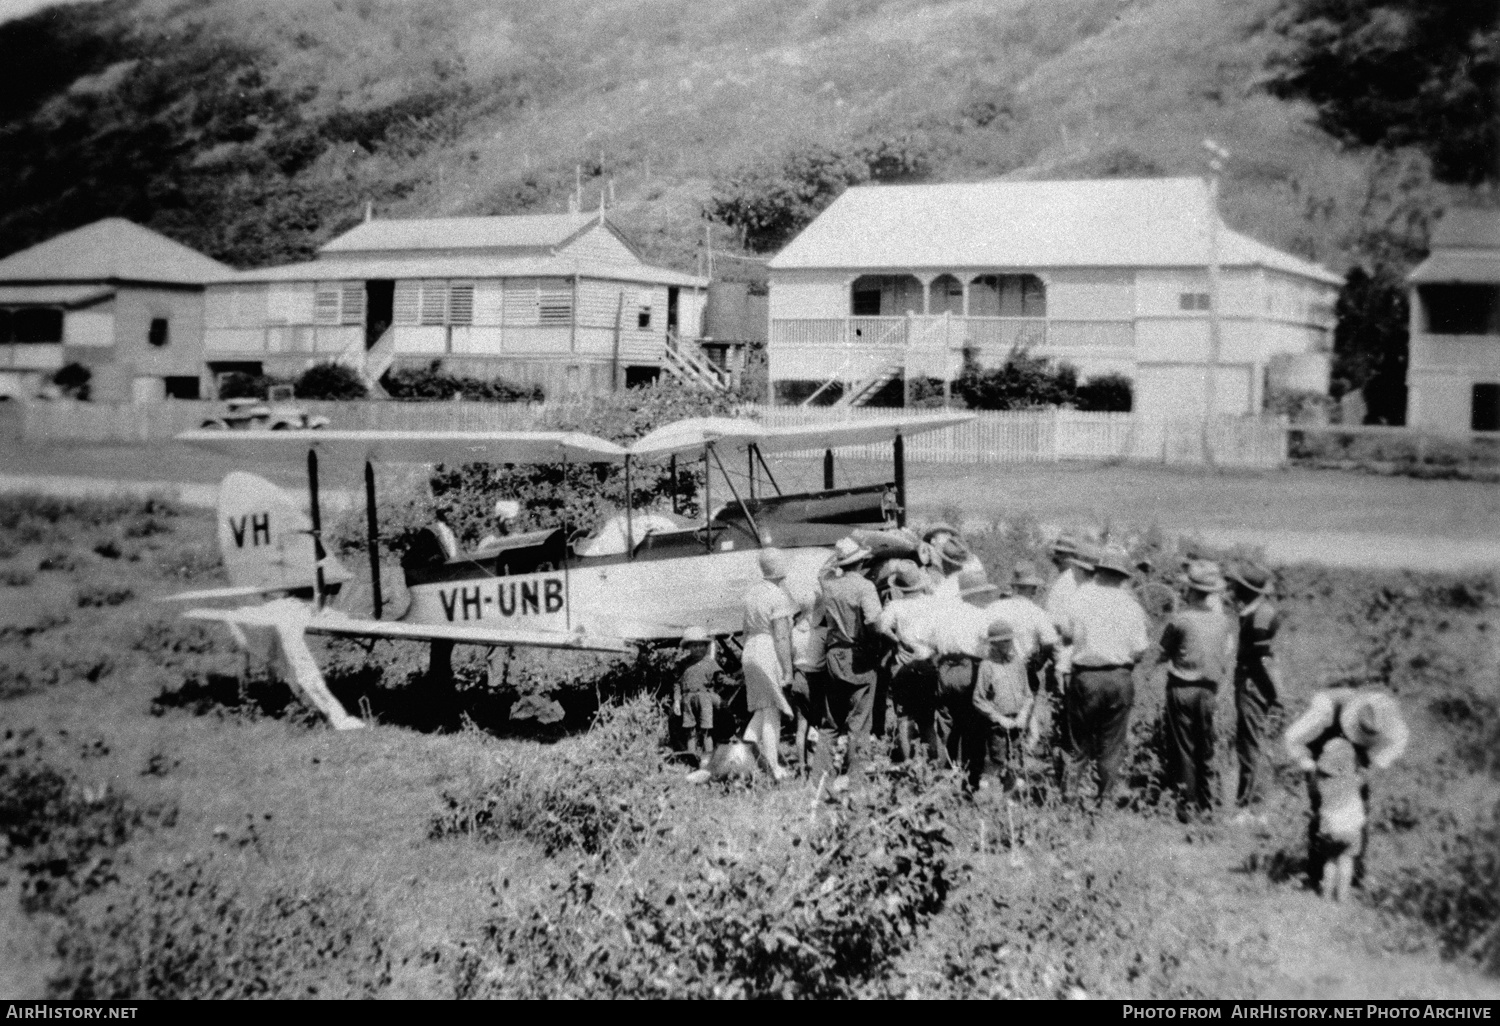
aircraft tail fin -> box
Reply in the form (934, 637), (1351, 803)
(217, 471), (350, 593)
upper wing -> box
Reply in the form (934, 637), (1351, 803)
(182, 604), (634, 654)
(174, 429), (628, 467)
(626, 413), (975, 460)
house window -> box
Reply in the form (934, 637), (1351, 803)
(969, 274), (1046, 317)
(314, 285), (341, 325)
(1474, 383), (1500, 432)
(852, 289), (882, 316)
(164, 376), (200, 399)
(1179, 292), (1211, 312)
(5, 308), (63, 343)
(637, 304), (651, 329)
(148, 318), (169, 347)
(1423, 285), (1500, 335)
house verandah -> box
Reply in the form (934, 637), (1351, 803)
(765, 178), (1343, 415)
(201, 212), (721, 398)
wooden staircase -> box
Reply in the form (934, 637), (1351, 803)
(832, 362), (902, 407)
(661, 336), (731, 391)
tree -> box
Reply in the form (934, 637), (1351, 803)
(1075, 373), (1133, 413)
(294, 362), (368, 400)
(1267, 0), (1499, 185)
(1332, 266), (1409, 423)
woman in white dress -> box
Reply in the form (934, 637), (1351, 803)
(741, 548), (797, 781)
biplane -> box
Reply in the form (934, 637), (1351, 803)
(168, 412), (973, 728)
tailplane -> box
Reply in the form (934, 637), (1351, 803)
(217, 471), (350, 594)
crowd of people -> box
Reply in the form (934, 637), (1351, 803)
(670, 523), (1410, 901)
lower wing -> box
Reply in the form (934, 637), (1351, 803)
(182, 604), (635, 655)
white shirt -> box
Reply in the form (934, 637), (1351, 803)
(1044, 567), (1087, 627)
(984, 596), (1060, 662)
(1060, 582), (1149, 668)
(880, 594), (990, 657)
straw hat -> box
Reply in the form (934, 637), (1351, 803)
(921, 522), (960, 543)
(759, 547), (790, 581)
(888, 567), (932, 596)
(956, 567), (1002, 601)
(830, 537), (872, 567)
(1226, 561), (1274, 595)
(1182, 560), (1226, 594)
(1091, 546), (1132, 578)
(1050, 534), (1080, 558)
(985, 618), (1016, 643)
(1339, 691), (1402, 751)
(936, 537), (972, 572)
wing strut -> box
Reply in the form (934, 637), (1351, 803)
(823, 448), (835, 489)
(624, 454), (634, 558)
(894, 431), (906, 529)
(364, 460), (382, 620)
(307, 449), (327, 608)
(751, 443), (781, 496)
(707, 441), (762, 545)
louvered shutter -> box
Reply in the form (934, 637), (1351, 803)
(503, 279), (540, 325)
(393, 281), (420, 325)
(340, 282), (366, 325)
(448, 282), (475, 325)
(313, 283), (341, 325)
(538, 278), (572, 326)
(419, 281), (447, 325)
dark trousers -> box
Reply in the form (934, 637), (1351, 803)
(811, 671), (876, 782)
(1165, 681), (1216, 818)
(1066, 666), (1135, 803)
(1234, 673), (1280, 806)
(890, 658), (939, 764)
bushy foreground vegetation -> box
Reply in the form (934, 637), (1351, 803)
(1, 492), (1496, 997)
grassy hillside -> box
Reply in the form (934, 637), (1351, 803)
(0, 0), (1472, 275)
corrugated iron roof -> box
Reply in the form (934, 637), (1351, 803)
(320, 212), (604, 254)
(1429, 209), (1500, 250)
(222, 254), (706, 288)
(0, 284), (114, 307)
(1408, 251), (1500, 285)
(767, 177), (1342, 285)
(0, 219), (234, 285)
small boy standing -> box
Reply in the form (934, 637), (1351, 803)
(1158, 561), (1236, 822)
(1312, 737), (1365, 901)
(970, 619), (1034, 792)
(672, 626), (721, 766)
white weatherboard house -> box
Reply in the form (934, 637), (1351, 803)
(766, 177), (1342, 414)
(203, 211), (713, 397)
(1405, 209), (1500, 433)
(0, 219), (233, 402)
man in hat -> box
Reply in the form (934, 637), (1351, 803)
(1284, 684), (1408, 888)
(672, 626), (722, 766)
(927, 568), (1005, 769)
(983, 562), (1061, 748)
(875, 566), (941, 763)
(1158, 560), (1237, 822)
(477, 498), (523, 551)
(1227, 561), (1283, 813)
(812, 537), (883, 785)
(1056, 545), (1149, 805)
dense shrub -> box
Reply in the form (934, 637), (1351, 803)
(293, 361), (367, 400)
(214, 371), (280, 401)
(1074, 373), (1133, 413)
(453, 759), (963, 999)
(0, 734), (157, 915)
(52, 362), (91, 401)
(383, 361), (544, 402)
(953, 347), (1079, 410)
(431, 695), (669, 855)
(54, 857), (393, 999)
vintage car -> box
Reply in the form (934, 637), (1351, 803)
(200, 387), (330, 431)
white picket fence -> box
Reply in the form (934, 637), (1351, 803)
(16, 399), (1289, 468)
